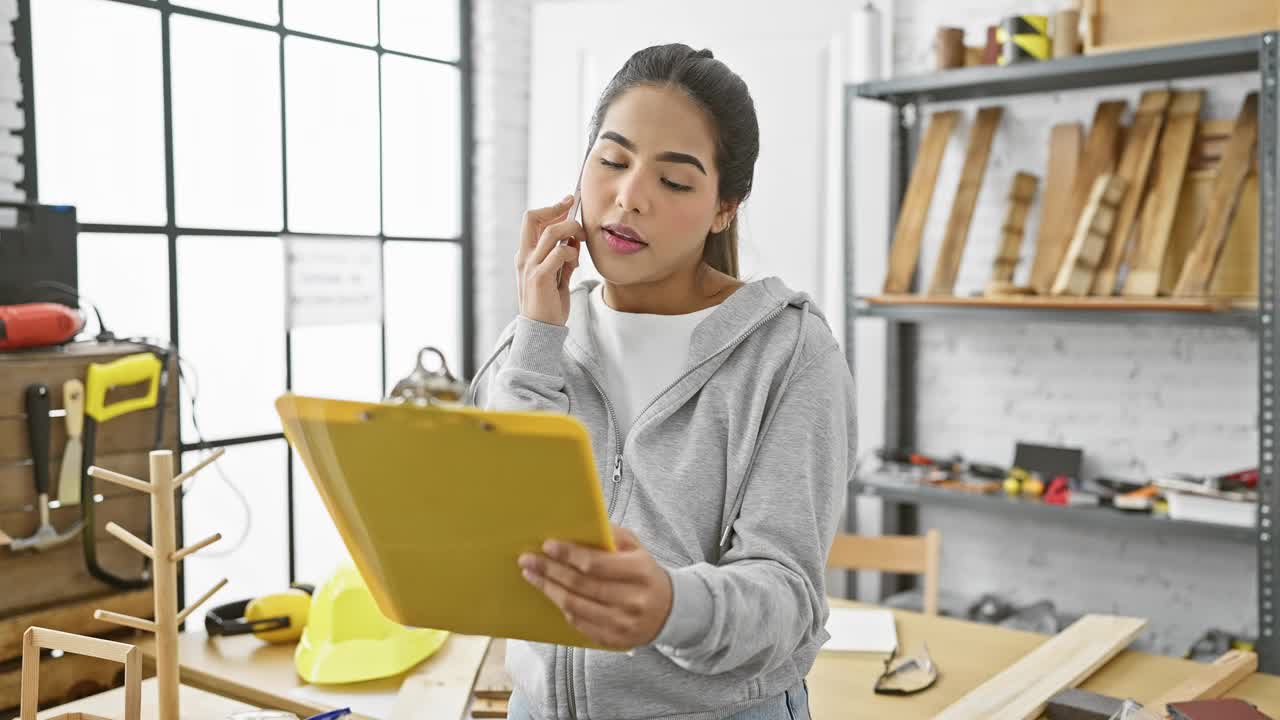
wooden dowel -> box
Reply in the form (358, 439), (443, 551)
(106, 522), (155, 559)
(172, 447), (225, 488)
(171, 532), (222, 563)
(89, 466), (153, 494)
(176, 578), (229, 625)
(94, 610), (157, 634)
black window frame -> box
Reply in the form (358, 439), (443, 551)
(15, 0), (475, 587)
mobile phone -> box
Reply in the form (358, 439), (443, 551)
(555, 189), (581, 289)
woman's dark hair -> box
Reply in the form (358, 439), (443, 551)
(587, 44), (759, 278)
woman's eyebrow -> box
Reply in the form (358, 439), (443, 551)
(600, 130), (707, 175)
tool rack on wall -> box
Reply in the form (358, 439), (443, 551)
(843, 32), (1280, 670)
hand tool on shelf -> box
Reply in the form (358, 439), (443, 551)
(1157, 468), (1258, 497)
(1043, 476), (1071, 505)
(0, 302), (85, 351)
(967, 462), (1006, 479)
(1114, 484), (1160, 512)
(11, 384), (84, 552)
(1003, 467), (1027, 497)
(1022, 475), (1045, 498)
(81, 352), (164, 588)
(875, 447), (966, 470)
(57, 378), (85, 504)
(1004, 466), (1048, 498)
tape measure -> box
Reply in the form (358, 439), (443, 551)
(997, 15), (1050, 65)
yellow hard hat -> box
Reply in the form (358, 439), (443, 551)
(295, 565), (449, 684)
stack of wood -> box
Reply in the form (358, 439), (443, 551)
(0, 344), (177, 713)
(880, 90), (1260, 306)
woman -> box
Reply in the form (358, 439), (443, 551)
(469, 43), (856, 720)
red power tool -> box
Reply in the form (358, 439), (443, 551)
(0, 303), (85, 351)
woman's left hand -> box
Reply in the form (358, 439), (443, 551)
(518, 525), (673, 651)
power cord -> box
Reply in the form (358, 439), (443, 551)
(111, 335), (253, 557)
(23, 280), (113, 342)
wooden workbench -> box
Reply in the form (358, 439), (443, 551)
(49, 600), (1280, 720)
(811, 602), (1280, 719)
(132, 630), (491, 720)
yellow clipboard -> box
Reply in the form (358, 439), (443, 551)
(276, 393), (616, 649)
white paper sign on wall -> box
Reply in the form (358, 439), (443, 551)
(284, 234), (383, 329)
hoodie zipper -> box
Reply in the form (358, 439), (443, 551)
(565, 645), (578, 719)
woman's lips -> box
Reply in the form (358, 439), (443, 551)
(604, 227), (647, 255)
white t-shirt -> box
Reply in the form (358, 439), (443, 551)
(587, 284), (718, 440)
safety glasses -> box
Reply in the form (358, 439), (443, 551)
(874, 642), (939, 696)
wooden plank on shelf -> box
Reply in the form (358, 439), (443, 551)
(883, 110), (961, 294)
(1141, 650), (1257, 715)
(1161, 168), (1215, 295)
(1189, 119), (1237, 171)
(1064, 100), (1126, 261)
(863, 294), (1232, 312)
(987, 172), (1039, 288)
(1029, 123), (1083, 295)
(1208, 173), (1259, 299)
(934, 614), (1146, 720)
(1159, 121), (1259, 298)
(1081, 0), (1280, 54)
(1051, 174), (1128, 296)
(1173, 93), (1260, 297)
(927, 106), (1003, 296)
(1123, 90), (1204, 297)
(1092, 90), (1170, 295)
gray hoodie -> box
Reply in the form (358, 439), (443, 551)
(468, 276), (856, 720)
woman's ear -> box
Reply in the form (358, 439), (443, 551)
(711, 199), (738, 234)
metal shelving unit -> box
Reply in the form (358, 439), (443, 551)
(843, 32), (1280, 670)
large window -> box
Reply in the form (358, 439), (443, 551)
(25, 0), (472, 605)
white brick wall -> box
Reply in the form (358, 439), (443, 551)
(471, 0), (532, 362)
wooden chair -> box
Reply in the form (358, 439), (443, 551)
(827, 529), (942, 615)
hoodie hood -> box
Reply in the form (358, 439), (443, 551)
(562, 276), (829, 394)
(468, 276), (831, 412)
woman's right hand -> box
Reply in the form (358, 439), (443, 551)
(517, 195), (583, 327)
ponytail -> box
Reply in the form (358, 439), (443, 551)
(703, 217), (739, 278)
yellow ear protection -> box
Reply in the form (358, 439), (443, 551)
(205, 584), (314, 644)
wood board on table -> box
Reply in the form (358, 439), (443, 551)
(934, 614), (1146, 720)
